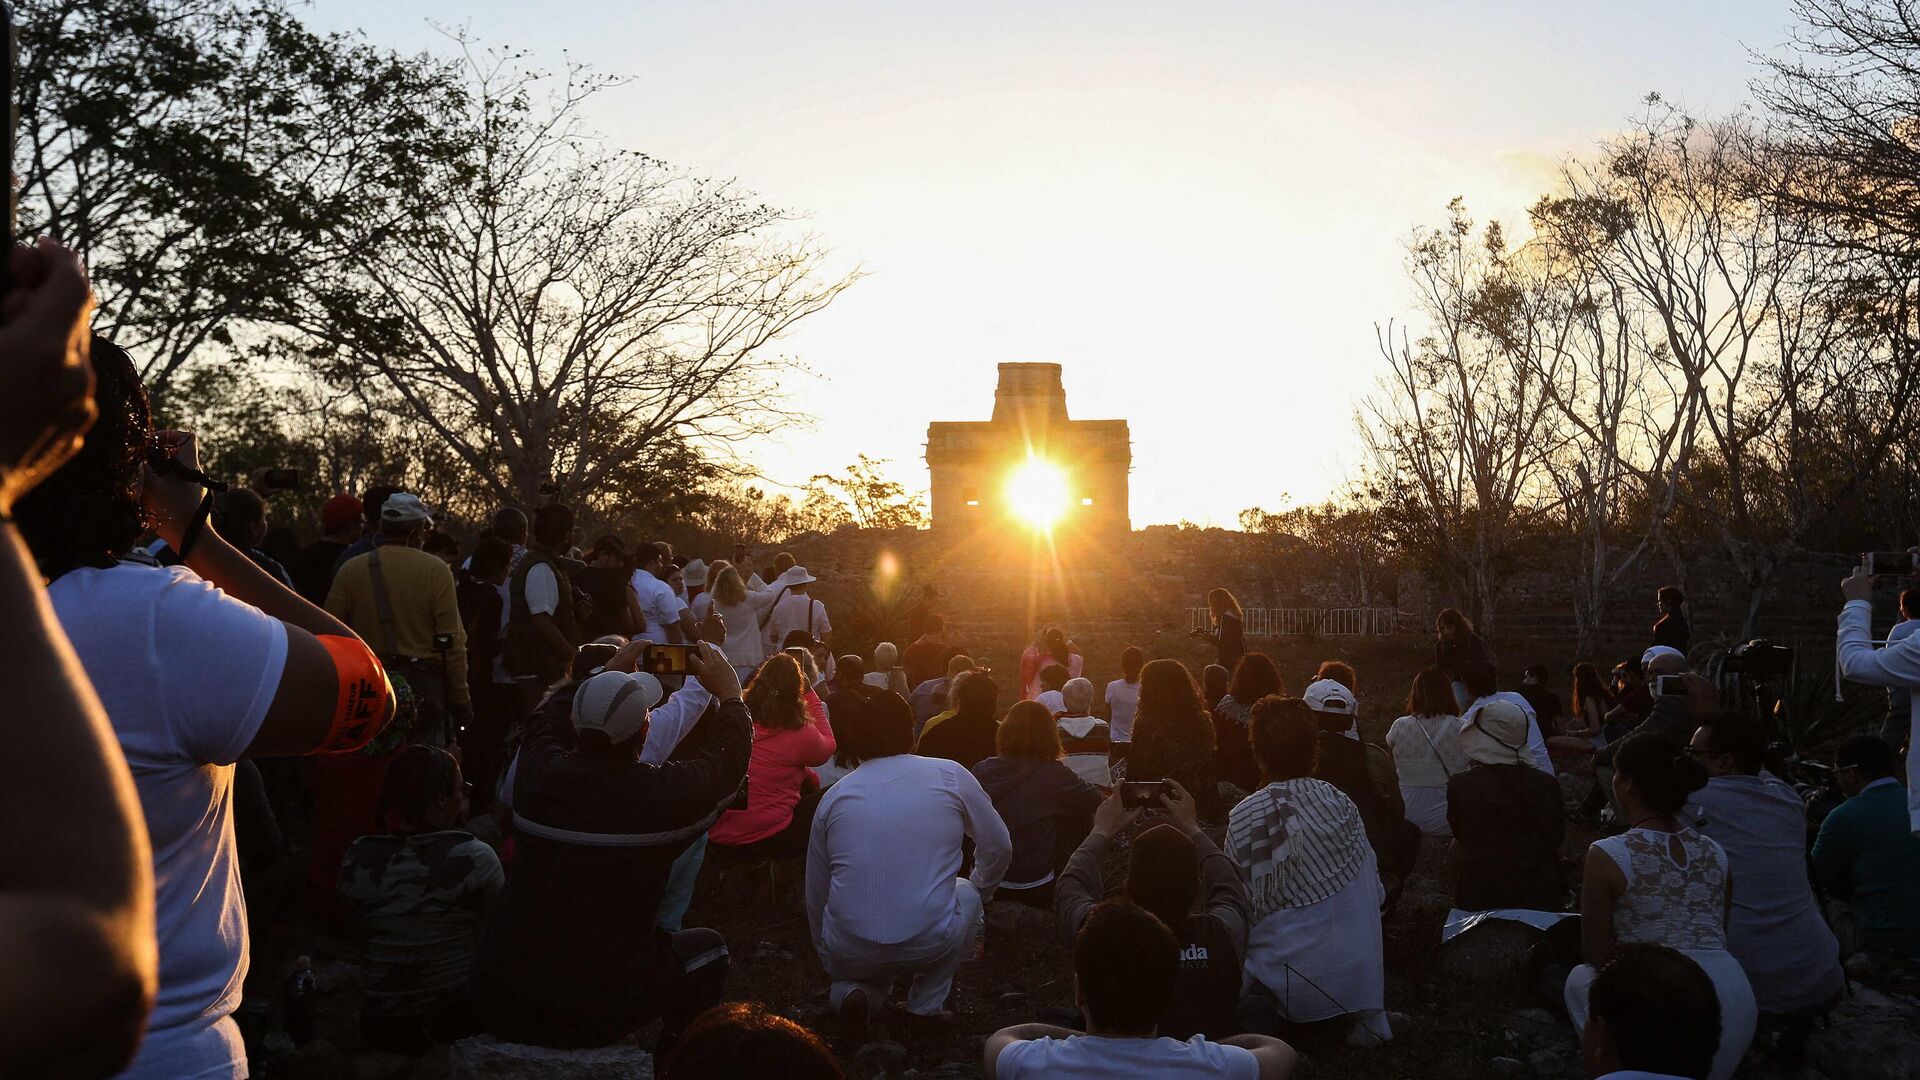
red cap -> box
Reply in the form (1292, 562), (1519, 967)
(321, 494), (363, 532)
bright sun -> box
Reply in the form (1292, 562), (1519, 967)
(1006, 457), (1071, 530)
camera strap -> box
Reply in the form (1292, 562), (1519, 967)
(367, 547), (403, 662)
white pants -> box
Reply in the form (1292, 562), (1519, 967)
(1565, 948), (1755, 1080)
(821, 880), (981, 1016)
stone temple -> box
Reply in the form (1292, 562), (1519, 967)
(925, 363), (1131, 533)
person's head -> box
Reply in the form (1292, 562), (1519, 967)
(996, 700), (1063, 761)
(1126, 823), (1201, 928)
(745, 653), (808, 731)
(486, 506), (526, 547)
(768, 550), (796, 578)
(589, 535), (631, 571)
(571, 670), (664, 758)
(632, 540), (666, 576)
(378, 493), (434, 547)
(16, 336), (152, 575)
(1436, 607), (1472, 640)
(1138, 659), (1209, 737)
(666, 564), (685, 595)
(1249, 696), (1318, 783)
(836, 653), (868, 688)
(530, 503), (573, 551)
(663, 1003), (842, 1080)
(1657, 586), (1686, 614)
(1613, 660), (1645, 689)
(1062, 677), (1095, 715)
(1903, 587), (1920, 622)
(837, 690), (913, 768)
(873, 641), (899, 670)
(954, 668), (999, 718)
(1120, 645), (1145, 684)
(921, 613), (946, 642)
(1313, 659), (1357, 692)
(214, 487), (270, 549)
(373, 744), (467, 835)
(1522, 662), (1549, 686)
(709, 562), (748, 606)
(1073, 900), (1179, 1037)
(1201, 663), (1230, 704)
(1459, 658), (1498, 700)
(1228, 653), (1284, 704)
(320, 493), (363, 541)
(1642, 645), (1688, 678)
(1834, 734), (1900, 796)
(785, 645), (824, 687)
(1302, 678), (1358, 736)
(360, 483), (400, 532)
(653, 540), (676, 562)
(1043, 625), (1071, 665)
(1572, 662), (1609, 711)
(468, 535), (514, 587)
(1610, 730), (1709, 818)
(944, 652), (975, 681)
(1039, 662), (1071, 693)
(1406, 666), (1457, 719)
(1460, 699), (1532, 766)
(1687, 711), (1765, 778)
(1582, 943), (1720, 1080)
(423, 530), (460, 568)
(1207, 587), (1242, 621)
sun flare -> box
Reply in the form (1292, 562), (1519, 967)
(1005, 457), (1071, 531)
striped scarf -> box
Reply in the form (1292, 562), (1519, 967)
(1227, 778), (1367, 920)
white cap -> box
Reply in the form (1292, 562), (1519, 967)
(571, 670), (664, 744)
(380, 492), (433, 526)
(1641, 645), (1685, 668)
(1302, 678), (1356, 716)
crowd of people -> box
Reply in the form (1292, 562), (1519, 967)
(3, 247), (1918, 1080)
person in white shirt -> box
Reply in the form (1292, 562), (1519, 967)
(629, 542), (695, 645)
(984, 900), (1295, 1080)
(1839, 562), (1920, 833)
(1458, 659), (1555, 775)
(763, 564), (832, 658)
(1056, 678), (1113, 788)
(1104, 646), (1145, 753)
(864, 640), (909, 697)
(1384, 667), (1469, 836)
(703, 562), (777, 682)
(806, 691), (1010, 1048)
(1580, 943), (1722, 1080)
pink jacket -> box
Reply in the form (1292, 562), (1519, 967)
(709, 689), (835, 846)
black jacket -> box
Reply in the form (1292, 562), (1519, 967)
(1447, 763), (1566, 911)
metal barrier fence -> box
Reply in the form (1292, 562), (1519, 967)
(1188, 606), (1420, 637)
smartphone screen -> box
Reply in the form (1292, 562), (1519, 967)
(1120, 781), (1168, 809)
(642, 642), (697, 677)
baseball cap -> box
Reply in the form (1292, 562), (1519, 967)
(572, 670), (665, 744)
(380, 492), (433, 526)
(321, 494), (363, 532)
(1302, 678), (1356, 716)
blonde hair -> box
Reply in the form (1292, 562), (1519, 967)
(710, 562), (747, 606)
(873, 641), (899, 669)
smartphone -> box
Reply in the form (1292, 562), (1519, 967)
(1656, 674), (1688, 697)
(641, 642), (698, 677)
(1866, 551), (1918, 577)
(1120, 779), (1171, 810)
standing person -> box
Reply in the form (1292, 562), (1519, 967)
(807, 692), (1011, 1045)
(1020, 625), (1084, 701)
(338, 746), (504, 1051)
(1566, 731), (1755, 1080)
(1192, 588), (1246, 672)
(1810, 735), (1920, 965)
(474, 643), (748, 1056)
(917, 668), (1002, 770)
(329, 481), (401, 582)
(0, 242), (159, 1076)
(19, 335), (396, 1080)
(505, 504), (581, 713)
(708, 654), (837, 859)
(1385, 668), (1467, 838)
(575, 536), (639, 640)
(1104, 645), (1146, 765)
(1446, 701), (1566, 911)
(213, 488), (294, 586)
(902, 614), (952, 692)
(1838, 563), (1920, 834)
(907, 583), (940, 643)
(289, 494), (361, 604)
(1434, 608), (1492, 711)
(1126, 659), (1218, 817)
(1880, 588), (1920, 747)
(1684, 715), (1844, 1034)
(1653, 586), (1691, 654)
(631, 541), (697, 645)
(706, 561), (778, 684)
(763, 565), (832, 666)
(682, 559), (709, 613)
(971, 702), (1103, 905)
(456, 537), (516, 806)
(1212, 653), (1283, 794)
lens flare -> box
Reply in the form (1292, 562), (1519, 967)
(1006, 457), (1070, 531)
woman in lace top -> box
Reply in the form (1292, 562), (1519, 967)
(1565, 730), (1756, 1080)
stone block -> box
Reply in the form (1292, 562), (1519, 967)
(448, 1037), (654, 1080)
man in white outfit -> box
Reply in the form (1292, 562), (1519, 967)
(1838, 562), (1920, 836)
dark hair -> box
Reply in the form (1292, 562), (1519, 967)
(491, 506), (529, 543)
(1227, 653), (1283, 704)
(1044, 626), (1071, 666)
(1460, 658), (1498, 699)
(633, 540), (664, 569)
(1313, 659), (1356, 692)
(1120, 645), (1145, 682)
(1612, 730), (1708, 815)
(1588, 944), (1719, 1079)
(996, 700), (1062, 760)
(532, 503), (574, 548)
(838, 691), (914, 768)
(1572, 662), (1611, 718)
(469, 536), (514, 580)
(664, 1002), (842, 1080)
(1135, 659), (1213, 754)
(214, 488), (267, 536)
(1693, 711), (1765, 774)
(16, 336), (151, 577)
(1039, 662), (1071, 692)
(836, 653), (867, 684)
(1073, 900), (1178, 1035)
(1406, 667), (1457, 718)
(924, 612), (945, 635)
(361, 484), (400, 526)
(1657, 586), (1686, 609)
(1248, 696), (1318, 783)
(423, 531), (460, 559)
(1835, 734), (1900, 779)
(1903, 588), (1920, 620)
(1436, 608), (1472, 634)
(745, 653), (808, 731)
(954, 669), (999, 718)
(374, 745), (461, 834)
(781, 629), (819, 653)
(1523, 662), (1549, 682)
(1126, 824), (1199, 929)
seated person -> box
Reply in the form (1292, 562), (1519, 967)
(910, 652), (974, 736)
(1227, 697), (1391, 1048)
(807, 691), (1010, 1047)
(1446, 700), (1566, 912)
(1303, 678), (1418, 892)
(973, 702), (1104, 905)
(917, 669), (1001, 770)
(472, 643), (748, 1056)
(1055, 677), (1113, 787)
(1457, 659), (1555, 774)
(864, 641), (909, 698)
(1034, 662), (1072, 716)
(1057, 782), (1252, 1041)
(1685, 713), (1843, 1022)
(663, 1003), (842, 1080)
(339, 745), (504, 1051)
(1385, 667), (1468, 837)
(709, 653), (837, 859)
(1811, 735), (1920, 965)
(1517, 663), (1566, 737)
(984, 901), (1296, 1079)
(1582, 944), (1722, 1080)
(1213, 654), (1283, 793)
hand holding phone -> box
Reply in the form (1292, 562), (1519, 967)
(640, 642), (697, 677)
(1120, 779), (1172, 810)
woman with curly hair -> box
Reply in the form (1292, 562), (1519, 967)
(1212, 653), (1283, 793)
(1125, 659), (1218, 819)
(708, 653), (836, 859)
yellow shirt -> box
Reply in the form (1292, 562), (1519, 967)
(325, 543), (469, 705)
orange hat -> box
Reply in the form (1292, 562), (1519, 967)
(321, 494), (363, 532)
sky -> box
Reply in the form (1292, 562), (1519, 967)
(307, 0), (1803, 526)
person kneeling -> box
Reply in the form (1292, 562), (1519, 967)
(984, 900), (1294, 1079)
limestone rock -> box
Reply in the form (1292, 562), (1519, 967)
(1438, 918), (1543, 986)
(448, 1037), (654, 1080)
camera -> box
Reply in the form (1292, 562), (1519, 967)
(1120, 779), (1172, 810)
(1656, 674), (1689, 697)
(1865, 551), (1918, 577)
(1722, 639), (1794, 678)
(641, 642), (697, 677)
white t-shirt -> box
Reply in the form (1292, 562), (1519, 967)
(50, 563), (289, 1079)
(629, 569), (688, 644)
(1105, 678), (1141, 743)
(994, 1035), (1258, 1080)
(765, 591), (831, 652)
(524, 562), (559, 617)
